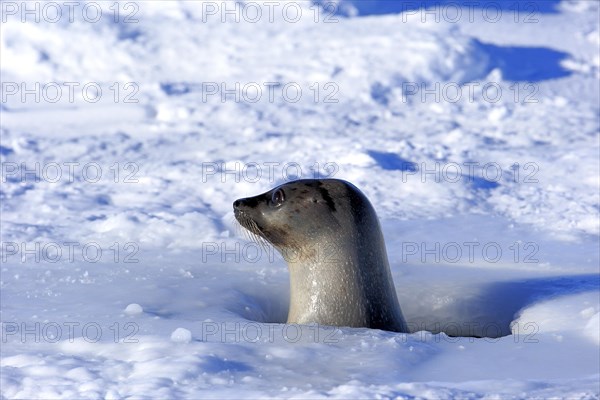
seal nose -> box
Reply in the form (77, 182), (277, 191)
(233, 196), (258, 210)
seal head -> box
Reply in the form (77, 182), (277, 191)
(234, 179), (407, 332)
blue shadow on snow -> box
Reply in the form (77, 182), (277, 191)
(367, 150), (418, 172)
(202, 356), (252, 373)
(477, 274), (600, 337)
(477, 42), (572, 82)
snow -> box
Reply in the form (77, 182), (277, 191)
(1, 0), (599, 398)
(170, 327), (193, 343)
(125, 303), (144, 315)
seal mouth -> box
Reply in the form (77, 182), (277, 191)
(233, 208), (255, 233)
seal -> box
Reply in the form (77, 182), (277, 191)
(233, 179), (408, 332)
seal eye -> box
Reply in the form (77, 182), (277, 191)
(271, 189), (285, 207)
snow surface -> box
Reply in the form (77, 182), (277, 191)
(1, 0), (599, 398)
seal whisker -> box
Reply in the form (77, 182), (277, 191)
(245, 218), (272, 255)
(234, 213), (271, 256)
(230, 215), (245, 239)
(237, 217), (253, 243)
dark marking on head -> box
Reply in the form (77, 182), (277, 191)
(318, 186), (336, 212)
(345, 182), (369, 238)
